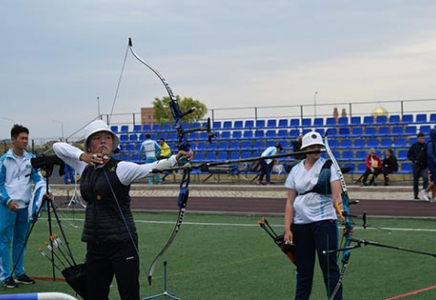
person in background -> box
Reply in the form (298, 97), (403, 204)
(157, 138), (171, 160)
(382, 148), (398, 186)
(284, 131), (343, 300)
(361, 148), (382, 186)
(422, 128), (436, 202)
(407, 132), (429, 200)
(139, 134), (162, 184)
(257, 143), (283, 185)
(53, 120), (190, 299)
(0, 125), (45, 288)
(63, 163), (76, 184)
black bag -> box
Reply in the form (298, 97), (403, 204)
(62, 264), (87, 299)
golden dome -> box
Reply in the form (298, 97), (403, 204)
(372, 106), (388, 117)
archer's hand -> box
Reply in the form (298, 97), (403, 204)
(284, 230), (294, 246)
(176, 150), (193, 163)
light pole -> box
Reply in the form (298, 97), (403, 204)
(52, 120), (64, 141)
(97, 96), (101, 119)
(314, 91), (318, 118)
(3, 117), (15, 126)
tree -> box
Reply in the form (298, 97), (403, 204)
(153, 95), (207, 123)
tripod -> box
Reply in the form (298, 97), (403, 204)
(66, 172), (86, 209)
(143, 261), (181, 300)
(11, 158), (76, 281)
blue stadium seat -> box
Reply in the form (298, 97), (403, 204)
(393, 137), (407, 148)
(219, 141), (230, 150)
(401, 114), (413, 124)
(420, 125), (431, 135)
(277, 129), (288, 139)
(196, 142), (207, 151)
(212, 121), (222, 130)
(265, 130), (276, 139)
(244, 120), (254, 129)
(313, 118), (324, 127)
(350, 127), (363, 137)
(352, 139), (365, 149)
(120, 125), (129, 133)
(302, 118), (312, 127)
(120, 134), (128, 143)
(391, 126), (405, 136)
(355, 163), (367, 174)
(339, 139), (352, 149)
(233, 120), (243, 130)
(222, 121), (232, 130)
(142, 124), (151, 132)
(229, 141), (241, 151)
(241, 141), (252, 151)
(242, 131), (254, 140)
(326, 128), (338, 137)
(278, 119), (288, 128)
(205, 152), (216, 161)
(415, 114), (427, 124)
(152, 123), (161, 131)
(110, 125), (119, 133)
(217, 152), (228, 161)
(129, 134), (138, 142)
(229, 152), (240, 160)
(256, 120), (266, 129)
(362, 116), (374, 126)
(404, 126), (417, 136)
(397, 150), (408, 161)
(253, 140), (265, 151)
(266, 119), (277, 128)
(207, 142), (218, 152)
(367, 138), (379, 149)
(375, 115), (387, 125)
(254, 130), (265, 139)
(363, 127), (377, 137)
(315, 128), (324, 137)
(161, 123), (171, 132)
(337, 117), (349, 127)
(290, 119), (300, 128)
(325, 117), (336, 127)
(350, 116), (361, 126)
(133, 125), (142, 133)
(290, 129), (300, 139)
(138, 134), (146, 142)
(378, 127), (390, 136)
(328, 139), (339, 149)
(192, 152), (206, 163)
(232, 131), (242, 139)
(337, 127), (350, 137)
(344, 163), (356, 174)
(220, 131), (231, 140)
(398, 162), (412, 174)
(388, 115), (400, 125)
(380, 138), (393, 148)
(354, 150), (367, 161)
(429, 114), (436, 124)
(342, 150), (354, 161)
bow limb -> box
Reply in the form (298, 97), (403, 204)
(128, 38), (194, 285)
(325, 135), (353, 300)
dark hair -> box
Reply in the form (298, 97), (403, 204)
(159, 138), (165, 142)
(11, 124), (29, 138)
(145, 133), (151, 139)
(417, 132), (425, 138)
(276, 144), (283, 151)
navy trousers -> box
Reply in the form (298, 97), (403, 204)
(292, 220), (343, 300)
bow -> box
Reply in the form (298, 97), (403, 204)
(325, 135), (436, 299)
(128, 38), (214, 285)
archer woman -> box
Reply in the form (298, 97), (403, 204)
(283, 131), (343, 300)
(53, 120), (190, 300)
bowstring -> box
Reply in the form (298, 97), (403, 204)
(108, 43), (130, 124)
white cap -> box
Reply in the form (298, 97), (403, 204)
(301, 131), (324, 149)
(84, 120), (119, 152)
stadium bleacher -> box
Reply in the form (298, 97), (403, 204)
(114, 113), (436, 182)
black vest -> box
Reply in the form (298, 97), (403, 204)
(80, 159), (137, 243)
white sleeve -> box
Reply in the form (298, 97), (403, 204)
(53, 142), (87, 175)
(117, 155), (178, 185)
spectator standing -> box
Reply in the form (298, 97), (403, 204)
(0, 125), (45, 288)
(139, 134), (162, 184)
(422, 128), (436, 202)
(361, 148), (382, 186)
(382, 148), (398, 186)
(407, 132), (429, 200)
(257, 144), (283, 185)
(157, 138), (171, 160)
(63, 163), (76, 184)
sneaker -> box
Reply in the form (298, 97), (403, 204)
(430, 198), (436, 204)
(267, 182), (274, 185)
(256, 180), (264, 185)
(3, 276), (18, 288)
(414, 196), (420, 200)
(422, 189), (430, 201)
(14, 274), (35, 285)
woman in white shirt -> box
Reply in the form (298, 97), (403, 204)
(284, 131), (343, 300)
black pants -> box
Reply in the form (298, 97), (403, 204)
(412, 166), (429, 198)
(259, 161), (273, 182)
(85, 240), (140, 300)
(362, 168), (382, 185)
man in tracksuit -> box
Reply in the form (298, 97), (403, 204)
(0, 124), (45, 288)
(139, 134), (162, 184)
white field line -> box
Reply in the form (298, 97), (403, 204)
(43, 217), (436, 233)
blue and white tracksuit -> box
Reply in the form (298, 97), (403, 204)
(139, 139), (162, 184)
(0, 149), (45, 282)
(259, 146), (278, 182)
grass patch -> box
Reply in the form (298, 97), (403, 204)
(2, 212), (436, 299)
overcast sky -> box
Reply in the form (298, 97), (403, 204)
(2, 1), (436, 141)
